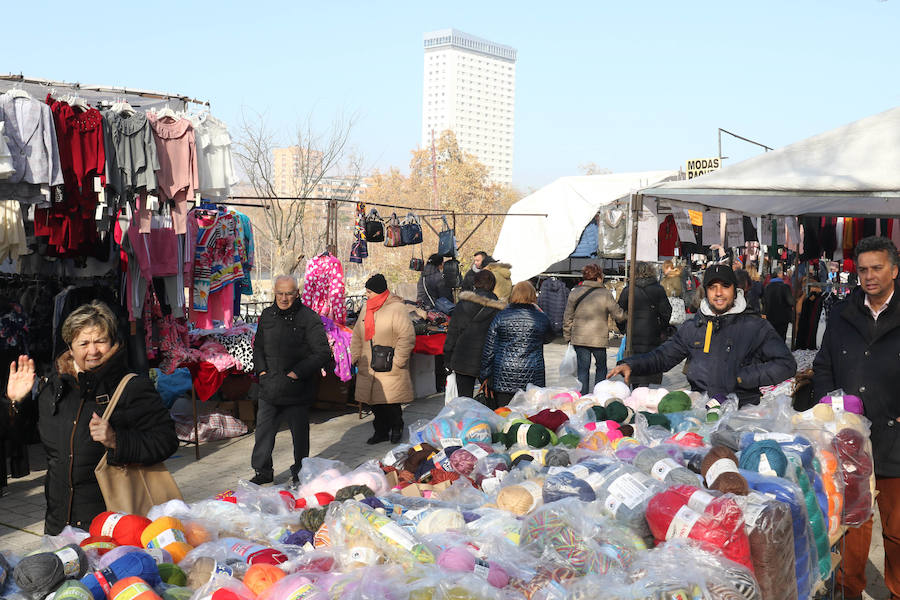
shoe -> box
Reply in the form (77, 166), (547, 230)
(291, 473), (300, 486)
(366, 433), (390, 445)
(249, 472), (273, 485)
(390, 429), (403, 444)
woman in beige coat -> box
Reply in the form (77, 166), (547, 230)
(351, 274), (416, 444)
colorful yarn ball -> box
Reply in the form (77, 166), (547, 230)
(243, 563), (286, 596)
(298, 508), (327, 533)
(739, 440), (789, 477)
(314, 524), (332, 548)
(657, 391), (692, 414)
(54, 581), (94, 600)
(109, 576), (161, 600)
(577, 430), (609, 451)
(90, 512), (152, 548)
(459, 417), (493, 444)
(666, 431), (704, 447)
(80, 536), (117, 555)
(81, 551), (161, 600)
(449, 442), (494, 476)
(157, 563), (187, 587)
(140, 517), (192, 564)
(294, 491), (335, 509)
(437, 546), (509, 588)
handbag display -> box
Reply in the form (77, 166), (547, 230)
(349, 239), (368, 263)
(364, 209), (385, 243)
(370, 340), (395, 372)
(437, 215), (457, 257)
(400, 212), (423, 245)
(94, 374), (183, 515)
(384, 213), (405, 248)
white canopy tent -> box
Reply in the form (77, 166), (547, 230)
(641, 105), (900, 216)
(493, 170), (678, 282)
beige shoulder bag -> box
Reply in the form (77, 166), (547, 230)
(94, 373), (183, 515)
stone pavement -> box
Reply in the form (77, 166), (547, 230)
(0, 341), (889, 598)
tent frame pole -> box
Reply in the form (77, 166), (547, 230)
(625, 193), (642, 358)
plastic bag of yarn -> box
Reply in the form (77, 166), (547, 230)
(527, 408), (570, 433)
(192, 573), (256, 600)
(819, 391), (864, 414)
(734, 492), (799, 600)
(507, 562), (581, 600)
(592, 379), (630, 404)
(436, 545), (510, 588)
(591, 463), (664, 541)
(415, 397), (503, 446)
(541, 459), (616, 504)
(647, 539), (762, 600)
(633, 445), (702, 486)
(13, 543), (89, 599)
(325, 500), (435, 569)
(320, 564), (409, 600)
(833, 424), (875, 526)
(500, 420), (557, 449)
(740, 469), (819, 599)
(494, 475), (545, 516)
(448, 443), (494, 476)
(701, 445), (750, 495)
(81, 550), (161, 600)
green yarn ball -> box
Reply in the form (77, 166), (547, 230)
(604, 401), (633, 424)
(158, 563), (187, 587)
(334, 485), (375, 502)
(640, 411), (671, 429)
(299, 507), (327, 532)
(162, 587), (193, 600)
(502, 421), (556, 448)
(557, 433), (582, 448)
(586, 405), (607, 421)
(657, 391), (692, 414)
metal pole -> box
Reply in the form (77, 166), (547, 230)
(624, 194), (642, 358)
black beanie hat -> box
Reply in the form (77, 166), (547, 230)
(365, 274), (388, 294)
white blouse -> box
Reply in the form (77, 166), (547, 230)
(191, 113), (238, 199)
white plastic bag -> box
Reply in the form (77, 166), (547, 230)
(559, 344), (577, 379)
(444, 372), (459, 404)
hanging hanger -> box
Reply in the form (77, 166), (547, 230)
(71, 94), (90, 112)
(156, 103), (177, 120)
(4, 83), (32, 99)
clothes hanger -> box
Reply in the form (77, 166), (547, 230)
(71, 94), (90, 112)
(3, 84), (32, 99)
(156, 104), (177, 120)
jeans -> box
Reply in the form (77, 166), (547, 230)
(574, 345), (607, 395)
(251, 400), (309, 479)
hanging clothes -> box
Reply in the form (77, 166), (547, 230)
(0, 200), (27, 262)
(0, 93), (64, 203)
(302, 253), (347, 324)
(795, 289), (824, 350)
(598, 207), (627, 257)
(0, 121), (14, 179)
(103, 110), (159, 199)
(537, 277), (569, 334)
(657, 214), (679, 257)
(186, 208), (243, 312)
(190, 113), (238, 199)
(147, 113), (197, 236)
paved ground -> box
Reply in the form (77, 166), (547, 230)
(0, 340), (888, 598)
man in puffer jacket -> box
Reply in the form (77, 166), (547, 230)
(608, 265), (795, 406)
(537, 277), (569, 336)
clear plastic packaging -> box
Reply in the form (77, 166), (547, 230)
(735, 491), (799, 600)
(412, 398), (504, 451)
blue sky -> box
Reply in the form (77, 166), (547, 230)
(7, 1), (898, 191)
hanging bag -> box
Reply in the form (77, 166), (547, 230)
(401, 212), (423, 245)
(94, 374), (183, 515)
(409, 244), (425, 272)
(437, 215), (457, 258)
(364, 209), (385, 243)
(384, 213), (405, 248)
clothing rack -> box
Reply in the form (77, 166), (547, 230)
(0, 74), (210, 108)
(227, 195), (547, 218)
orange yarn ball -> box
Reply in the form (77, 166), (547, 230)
(140, 517), (192, 564)
(577, 431), (609, 451)
(242, 564), (285, 596)
(109, 577), (161, 600)
(183, 521), (212, 547)
(313, 523), (331, 548)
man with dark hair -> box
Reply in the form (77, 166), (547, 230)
(461, 251), (494, 291)
(813, 236), (900, 600)
(735, 269), (761, 312)
(763, 268), (794, 341)
(608, 265), (795, 406)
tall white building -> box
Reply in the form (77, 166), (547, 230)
(421, 29), (517, 185)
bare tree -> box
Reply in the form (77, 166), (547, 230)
(578, 162), (613, 176)
(233, 109), (363, 275)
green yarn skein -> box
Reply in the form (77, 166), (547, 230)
(502, 421), (557, 448)
(640, 411), (671, 429)
(657, 391), (692, 414)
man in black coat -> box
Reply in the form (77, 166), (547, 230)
(608, 265), (795, 406)
(461, 251), (493, 292)
(812, 236), (900, 600)
(251, 275), (331, 485)
(763, 269), (794, 341)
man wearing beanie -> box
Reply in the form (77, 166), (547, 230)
(813, 236), (900, 600)
(351, 274), (416, 444)
(608, 264), (795, 406)
(250, 275), (331, 485)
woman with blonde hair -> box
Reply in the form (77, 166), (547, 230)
(480, 281), (553, 407)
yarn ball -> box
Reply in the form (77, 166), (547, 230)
(510, 449), (546, 468)
(496, 480), (544, 515)
(140, 517), (192, 564)
(91, 512), (153, 548)
(186, 557), (229, 590)
(81, 551), (161, 600)
(640, 411), (671, 429)
(503, 422), (554, 448)
(54, 580), (95, 600)
(219, 538), (288, 566)
(705, 398), (722, 422)
(436, 546), (509, 588)
(585, 405), (607, 422)
(594, 380), (630, 400)
(577, 431), (609, 451)
(157, 563), (187, 587)
(98, 546), (171, 570)
(545, 448), (571, 467)
(13, 552), (65, 597)
(298, 508), (327, 533)
(739, 440), (789, 478)
(416, 508), (466, 535)
(161, 587), (193, 600)
(701, 446), (749, 495)
(313, 523), (332, 548)
(819, 394), (864, 414)
(294, 492), (335, 509)
(334, 485), (375, 502)
(666, 431), (705, 447)
(282, 529), (315, 547)
(109, 576), (161, 600)
(494, 406), (512, 418)
(421, 417), (458, 448)
(633, 447), (700, 486)
(657, 391), (692, 414)
(449, 443), (494, 476)
(834, 427), (874, 525)
(404, 443), (438, 473)
(242, 563), (286, 596)
(528, 409), (569, 432)
(557, 433), (582, 448)
(604, 401), (633, 424)
(459, 417), (493, 444)
(360, 497), (385, 511)
(80, 536), (117, 555)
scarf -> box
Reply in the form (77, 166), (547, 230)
(364, 291), (390, 341)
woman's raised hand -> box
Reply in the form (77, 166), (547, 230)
(7, 355), (36, 403)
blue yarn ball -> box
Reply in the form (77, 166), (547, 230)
(81, 551), (160, 600)
(739, 440), (788, 477)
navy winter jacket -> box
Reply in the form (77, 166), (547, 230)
(537, 278), (569, 335)
(480, 304), (553, 394)
(623, 294), (795, 406)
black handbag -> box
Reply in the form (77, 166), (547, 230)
(364, 209), (385, 242)
(437, 215), (457, 257)
(409, 244), (424, 271)
(474, 380), (496, 410)
(401, 212), (423, 245)
(349, 239), (368, 263)
(370, 340), (395, 372)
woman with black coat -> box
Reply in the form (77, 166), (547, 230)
(4, 301), (178, 534)
(417, 254), (452, 309)
(480, 281), (553, 407)
(617, 262), (672, 386)
(443, 270), (506, 398)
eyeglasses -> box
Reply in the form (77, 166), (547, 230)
(274, 291), (298, 298)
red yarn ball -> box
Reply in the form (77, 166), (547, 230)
(294, 492), (335, 509)
(90, 512), (152, 548)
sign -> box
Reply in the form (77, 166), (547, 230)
(685, 157), (722, 180)
(725, 212), (744, 248)
(702, 210), (723, 246)
(672, 208), (697, 243)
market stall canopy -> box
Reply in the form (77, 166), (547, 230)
(493, 170), (677, 282)
(642, 105), (900, 217)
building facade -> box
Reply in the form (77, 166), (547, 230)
(272, 146), (366, 202)
(421, 29), (517, 185)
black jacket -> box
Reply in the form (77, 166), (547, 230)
(537, 278), (569, 335)
(745, 281), (763, 313)
(417, 264), (452, 308)
(461, 255), (495, 291)
(27, 346), (178, 535)
(623, 294), (796, 406)
(812, 283), (900, 477)
(443, 290), (506, 377)
(763, 279), (794, 325)
(253, 301), (332, 406)
(480, 304), (553, 394)
(618, 277), (672, 353)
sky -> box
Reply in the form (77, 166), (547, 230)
(6, 1), (899, 192)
